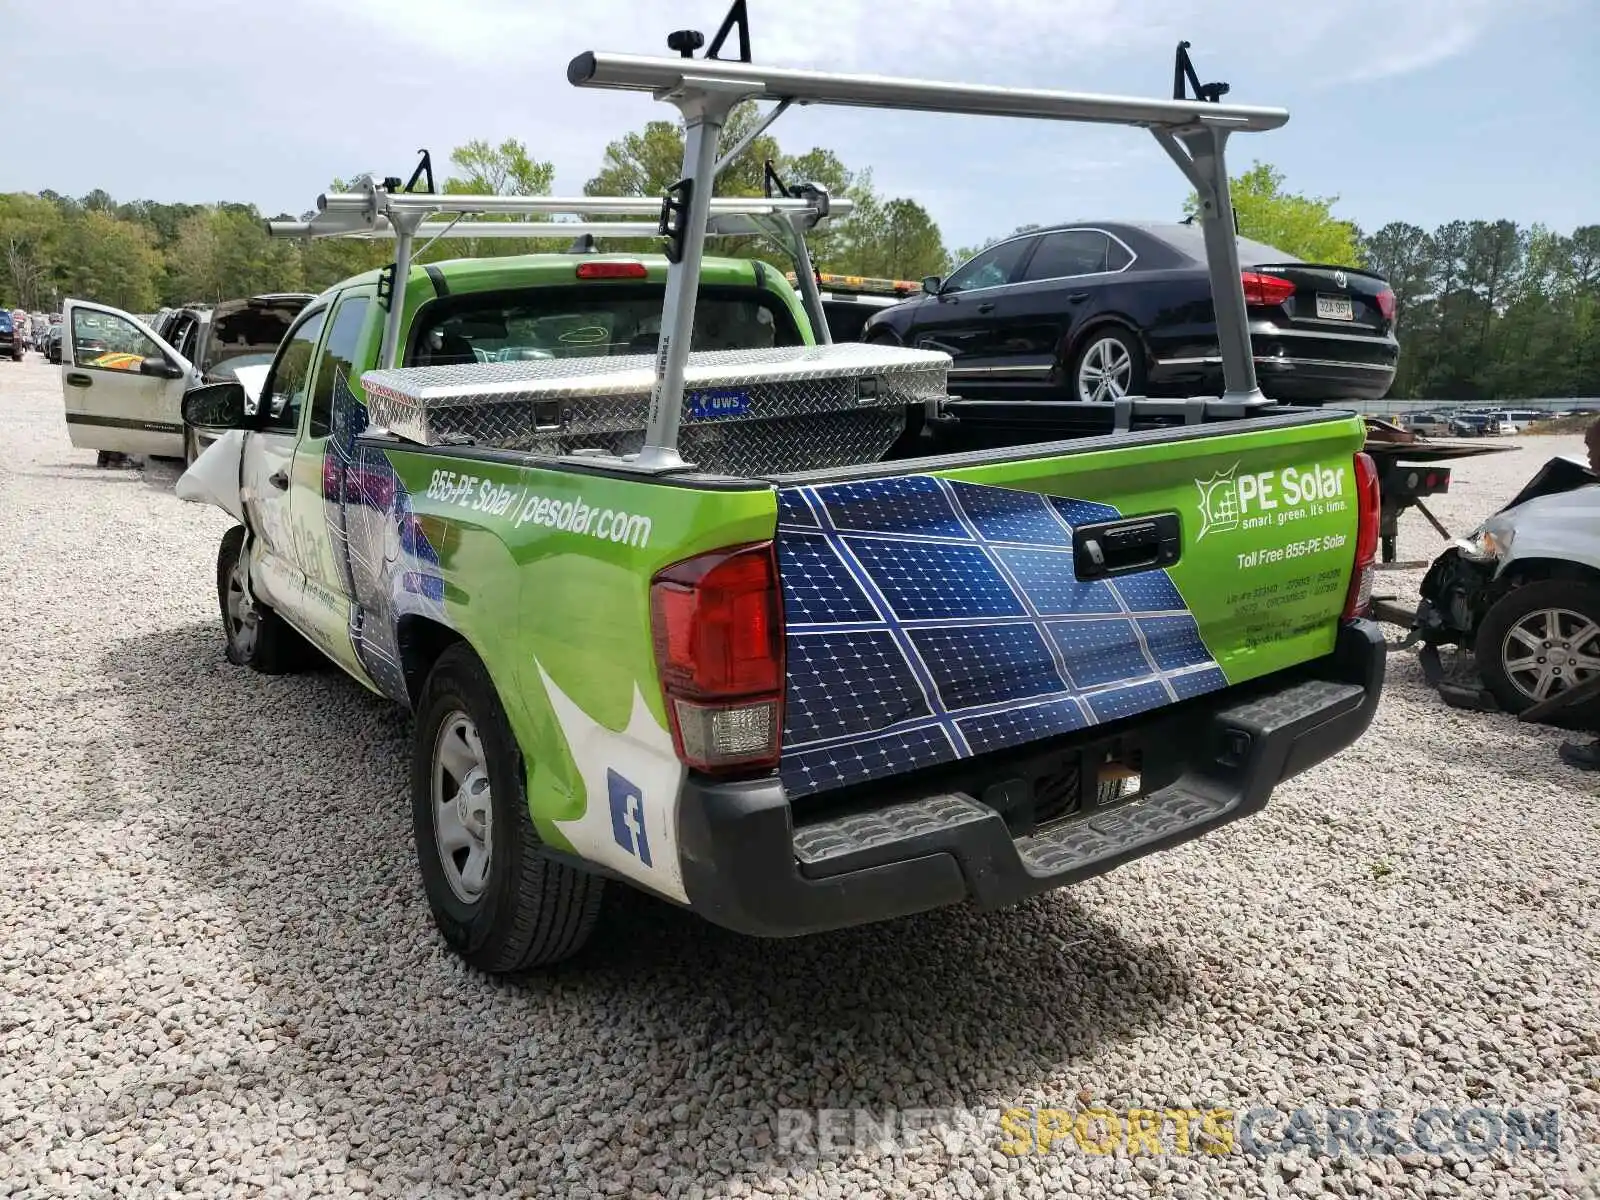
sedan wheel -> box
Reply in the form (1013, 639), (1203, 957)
(1074, 333), (1139, 403)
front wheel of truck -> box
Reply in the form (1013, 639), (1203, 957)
(412, 643), (605, 973)
(215, 525), (309, 674)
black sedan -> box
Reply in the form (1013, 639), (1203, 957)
(863, 221), (1399, 404)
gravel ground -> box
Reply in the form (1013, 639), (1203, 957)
(1, 355), (1596, 1199)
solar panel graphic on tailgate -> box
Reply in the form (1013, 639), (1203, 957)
(775, 475), (1227, 799)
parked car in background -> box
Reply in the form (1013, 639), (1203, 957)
(1404, 411), (1453, 436)
(863, 220), (1399, 404)
(60, 293), (315, 465)
(11, 310), (30, 355)
(161, 294), (315, 386)
(1450, 413), (1504, 437)
(0, 312), (18, 364)
(46, 325), (63, 364)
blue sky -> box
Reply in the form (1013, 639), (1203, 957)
(1, 0), (1593, 252)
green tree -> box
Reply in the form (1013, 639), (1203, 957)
(0, 193), (66, 309)
(54, 210), (160, 310)
(430, 139), (566, 261)
(169, 206), (304, 304)
(584, 104), (794, 260)
(837, 194), (949, 280)
(585, 120), (688, 198)
(1184, 162), (1362, 265)
(583, 106), (947, 279)
(445, 138), (555, 197)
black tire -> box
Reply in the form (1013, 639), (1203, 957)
(214, 525), (310, 674)
(1475, 578), (1600, 723)
(412, 643), (605, 972)
(1066, 326), (1146, 404)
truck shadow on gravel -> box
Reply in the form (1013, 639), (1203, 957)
(103, 624), (1198, 1192)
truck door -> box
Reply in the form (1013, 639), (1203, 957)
(61, 301), (192, 458)
(284, 287), (379, 680)
(240, 305), (327, 620)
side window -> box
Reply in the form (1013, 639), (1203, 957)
(172, 315), (200, 364)
(1019, 230), (1113, 281)
(1106, 237), (1134, 272)
(307, 294), (372, 439)
(71, 309), (160, 372)
(260, 308), (327, 432)
(942, 238), (1033, 294)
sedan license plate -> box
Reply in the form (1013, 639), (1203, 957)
(1316, 294), (1355, 321)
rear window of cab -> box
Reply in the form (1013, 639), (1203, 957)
(406, 283), (804, 366)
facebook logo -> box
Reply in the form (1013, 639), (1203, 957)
(607, 769), (651, 867)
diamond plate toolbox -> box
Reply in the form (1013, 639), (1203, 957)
(358, 344), (950, 476)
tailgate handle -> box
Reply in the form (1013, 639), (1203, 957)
(1074, 513), (1181, 580)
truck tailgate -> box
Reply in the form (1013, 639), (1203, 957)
(774, 414), (1367, 798)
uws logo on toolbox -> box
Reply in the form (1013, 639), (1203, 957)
(1195, 459), (1351, 544)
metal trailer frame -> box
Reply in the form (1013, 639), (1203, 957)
(265, 185), (850, 370)
(568, 8), (1291, 472)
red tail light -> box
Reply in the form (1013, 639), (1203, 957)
(1241, 271), (1296, 307)
(576, 261), (649, 280)
(1343, 452), (1381, 619)
(650, 543), (784, 773)
(1375, 287), (1397, 323)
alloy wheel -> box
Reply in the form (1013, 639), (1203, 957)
(1077, 337), (1133, 403)
(1501, 607), (1600, 703)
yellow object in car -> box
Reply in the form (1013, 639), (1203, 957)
(87, 351), (145, 371)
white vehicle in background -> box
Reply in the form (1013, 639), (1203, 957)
(1415, 452), (1600, 720)
(59, 294), (310, 466)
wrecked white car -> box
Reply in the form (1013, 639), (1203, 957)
(1413, 454), (1600, 720)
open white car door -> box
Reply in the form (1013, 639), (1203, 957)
(61, 300), (193, 460)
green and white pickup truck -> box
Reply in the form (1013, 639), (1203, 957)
(176, 23), (1386, 973)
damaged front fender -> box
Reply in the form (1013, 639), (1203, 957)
(174, 429), (246, 525)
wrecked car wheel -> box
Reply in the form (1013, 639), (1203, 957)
(1475, 579), (1600, 721)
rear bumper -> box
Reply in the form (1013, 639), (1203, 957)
(1254, 356), (1395, 402)
(677, 619), (1385, 936)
